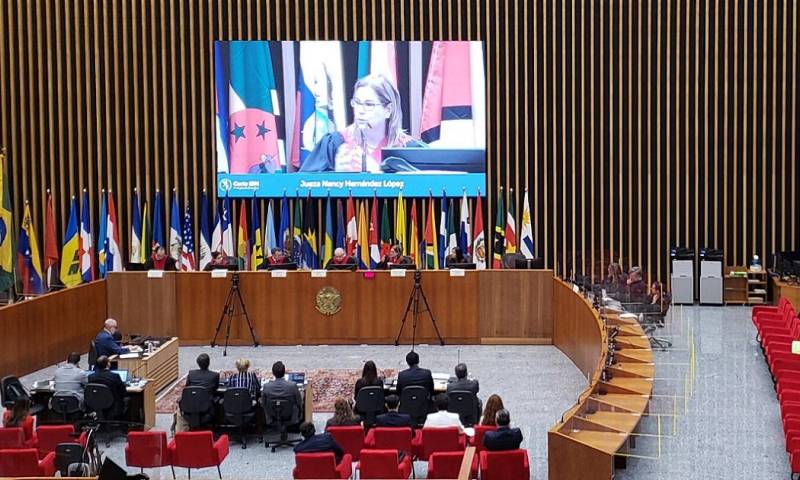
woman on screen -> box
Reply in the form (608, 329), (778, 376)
(299, 74), (424, 173)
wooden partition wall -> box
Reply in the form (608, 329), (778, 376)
(1, 0), (798, 287)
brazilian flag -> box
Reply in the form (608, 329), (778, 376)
(0, 151), (14, 292)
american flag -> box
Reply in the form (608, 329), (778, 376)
(180, 205), (196, 271)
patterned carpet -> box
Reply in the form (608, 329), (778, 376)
(156, 368), (397, 414)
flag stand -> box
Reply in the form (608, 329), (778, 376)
(394, 270), (445, 349)
(211, 272), (259, 355)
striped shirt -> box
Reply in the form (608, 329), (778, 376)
(226, 371), (261, 399)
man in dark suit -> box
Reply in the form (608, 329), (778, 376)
(447, 363), (482, 417)
(185, 353), (220, 395)
(294, 422), (344, 464)
(94, 319), (140, 358)
(397, 351), (434, 398)
(483, 409), (523, 451)
(87, 356), (128, 419)
(261, 361), (303, 425)
(375, 394), (413, 428)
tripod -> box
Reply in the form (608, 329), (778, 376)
(394, 271), (445, 348)
(211, 273), (259, 356)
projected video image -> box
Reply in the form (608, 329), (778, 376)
(215, 40), (486, 198)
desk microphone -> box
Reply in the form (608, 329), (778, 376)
(357, 121), (372, 173)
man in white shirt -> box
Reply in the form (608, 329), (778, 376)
(53, 352), (89, 406)
(423, 393), (464, 433)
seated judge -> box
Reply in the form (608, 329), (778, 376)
(88, 356), (128, 419)
(375, 394), (413, 428)
(94, 318), (141, 358)
(376, 244), (413, 270)
(483, 409), (523, 451)
(326, 247), (357, 269)
(144, 246), (178, 271)
(261, 361), (303, 425)
(294, 422), (345, 464)
(262, 247), (288, 267)
(445, 247), (472, 267)
(203, 251), (229, 271)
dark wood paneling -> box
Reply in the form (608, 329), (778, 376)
(478, 270), (553, 341)
(552, 277), (603, 378)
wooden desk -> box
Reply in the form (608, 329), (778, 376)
(771, 275), (800, 311)
(114, 338), (179, 394)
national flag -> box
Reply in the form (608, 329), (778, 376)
(357, 200), (370, 269)
(292, 194), (303, 266)
(493, 192), (506, 269)
(215, 41), (285, 173)
(335, 198), (345, 249)
(181, 204), (196, 271)
(438, 192), (448, 267)
(302, 194), (319, 269)
(420, 41), (485, 147)
(44, 191), (59, 289)
(292, 41), (346, 168)
(105, 191), (123, 273)
(265, 199), (277, 252)
(238, 200), (250, 270)
(198, 191), (212, 270)
(409, 199), (420, 268)
(0, 151), (13, 292)
(140, 201), (149, 264)
(520, 190), (534, 259)
(425, 195), (439, 269)
(60, 197), (82, 287)
(17, 203), (44, 294)
(130, 189), (143, 264)
(169, 192), (182, 260)
(459, 192), (471, 255)
(251, 198), (263, 270)
(346, 193), (357, 257)
(80, 190), (94, 282)
(97, 191), (107, 278)
(505, 191), (517, 254)
(473, 194), (486, 269)
(369, 195), (380, 268)
(447, 198), (458, 258)
(152, 190), (164, 251)
(380, 199), (392, 257)
(394, 191), (406, 254)
(322, 195), (334, 267)
(221, 195), (234, 256)
(279, 192), (290, 250)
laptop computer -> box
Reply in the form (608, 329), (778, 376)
(380, 148), (486, 173)
(110, 369), (129, 383)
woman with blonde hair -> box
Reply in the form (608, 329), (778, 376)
(226, 358), (260, 401)
(480, 394), (505, 426)
(325, 398), (362, 429)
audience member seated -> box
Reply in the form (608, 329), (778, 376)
(480, 394), (505, 426)
(424, 394), (464, 433)
(625, 266), (647, 302)
(649, 281), (671, 309)
(87, 356), (127, 419)
(262, 361), (302, 425)
(447, 363), (481, 406)
(325, 398), (361, 429)
(445, 247), (471, 267)
(354, 360), (384, 401)
(52, 352), (89, 406)
(376, 245), (413, 269)
(483, 409), (523, 451)
(604, 262), (627, 292)
(294, 422), (345, 464)
(94, 318), (140, 358)
(397, 351), (434, 400)
(375, 394), (413, 428)
(3, 398), (36, 447)
(264, 247), (288, 266)
(186, 353), (220, 396)
(326, 248), (357, 269)
(226, 358), (260, 402)
(144, 246), (178, 271)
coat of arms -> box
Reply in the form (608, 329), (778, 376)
(315, 286), (342, 316)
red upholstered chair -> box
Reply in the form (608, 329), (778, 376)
(753, 297), (790, 326)
(0, 448), (56, 477)
(411, 427), (466, 461)
(427, 451), (465, 479)
(364, 427), (419, 456)
(327, 425), (365, 461)
(36, 425), (78, 457)
(126, 431), (173, 476)
(168, 431), (229, 479)
(292, 452), (353, 479)
(358, 449), (413, 479)
(0, 427), (27, 449)
(1, 413), (37, 448)
(478, 449), (530, 480)
(469, 424), (497, 478)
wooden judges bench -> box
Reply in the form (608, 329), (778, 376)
(0, 270), (651, 479)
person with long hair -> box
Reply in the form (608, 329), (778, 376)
(3, 397), (37, 447)
(354, 360), (384, 400)
(300, 74), (423, 173)
(325, 398), (362, 429)
(480, 394), (505, 426)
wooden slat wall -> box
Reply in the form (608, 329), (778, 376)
(0, 0), (798, 285)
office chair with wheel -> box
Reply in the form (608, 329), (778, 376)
(50, 394), (83, 424)
(84, 383), (125, 446)
(399, 385), (430, 427)
(1, 376), (45, 414)
(355, 386), (385, 429)
(446, 390), (480, 427)
(223, 388), (258, 449)
(179, 386), (214, 430)
(263, 396), (301, 452)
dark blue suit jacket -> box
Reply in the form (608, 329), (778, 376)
(375, 411), (414, 428)
(483, 426), (523, 451)
(94, 330), (129, 358)
(397, 366), (434, 398)
(293, 433), (344, 463)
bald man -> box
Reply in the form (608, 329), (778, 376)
(326, 247), (357, 269)
(94, 319), (141, 358)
